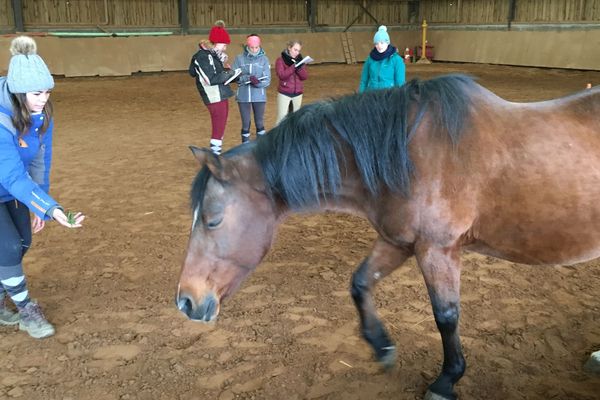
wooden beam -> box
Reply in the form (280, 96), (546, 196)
(309, 0), (316, 31)
(358, 0), (379, 26)
(508, 0), (516, 30)
(11, 0), (24, 33)
(345, 0), (379, 32)
(179, 0), (188, 34)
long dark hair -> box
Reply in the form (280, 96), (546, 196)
(10, 92), (53, 138)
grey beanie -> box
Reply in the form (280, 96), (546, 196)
(7, 36), (54, 94)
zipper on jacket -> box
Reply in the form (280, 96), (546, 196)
(249, 64), (253, 102)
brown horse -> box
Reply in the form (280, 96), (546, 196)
(177, 74), (600, 400)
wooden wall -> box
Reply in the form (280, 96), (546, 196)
(111, 0), (178, 27)
(18, 0), (179, 28)
(420, 0), (510, 24)
(314, 0), (414, 27)
(421, 0), (600, 24)
(514, 0), (600, 22)
(1, 1), (599, 31)
(188, 0), (307, 27)
(0, 0), (14, 28)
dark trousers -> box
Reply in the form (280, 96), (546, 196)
(0, 200), (31, 266)
(238, 102), (266, 132)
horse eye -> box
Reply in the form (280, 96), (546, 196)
(205, 216), (223, 230)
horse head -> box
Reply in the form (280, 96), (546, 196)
(176, 145), (278, 322)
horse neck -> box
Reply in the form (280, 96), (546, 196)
(280, 149), (373, 220)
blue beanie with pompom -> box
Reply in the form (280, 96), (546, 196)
(7, 36), (54, 94)
(373, 25), (390, 44)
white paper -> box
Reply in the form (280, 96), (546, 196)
(242, 76), (268, 85)
(224, 68), (242, 85)
(295, 56), (314, 67)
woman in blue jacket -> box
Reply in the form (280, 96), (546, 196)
(0, 36), (84, 339)
(232, 34), (271, 143)
(359, 26), (405, 93)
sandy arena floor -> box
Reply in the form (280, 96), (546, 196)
(0, 62), (599, 400)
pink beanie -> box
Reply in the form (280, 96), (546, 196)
(246, 35), (261, 47)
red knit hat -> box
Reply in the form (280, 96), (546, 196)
(209, 20), (231, 44)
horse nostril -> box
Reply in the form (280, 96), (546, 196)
(176, 290), (219, 322)
(201, 295), (218, 321)
(177, 294), (194, 318)
(186, 294), (219, 322)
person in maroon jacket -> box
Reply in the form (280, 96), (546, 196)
(275, 40), (308, 124)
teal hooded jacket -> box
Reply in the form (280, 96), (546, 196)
(359, 49), (405, 93)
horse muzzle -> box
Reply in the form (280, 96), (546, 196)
(176, 290), (220, 322)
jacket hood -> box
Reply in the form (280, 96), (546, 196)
(0, 77), (13, 112)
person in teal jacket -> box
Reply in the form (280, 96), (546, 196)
(0, 36), (84, 339)
(358, 25), (405, 93)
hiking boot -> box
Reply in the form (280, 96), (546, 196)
(0, 295), (19, 326)
(19, 301), (55, 339)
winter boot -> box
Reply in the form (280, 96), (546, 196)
(18, 301), (55, 339)
(209, 139), (222, 155)
(241, 130), (250, 144)
(0, 292), (19, 326)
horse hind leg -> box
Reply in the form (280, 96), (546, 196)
(415, 242), (465, 400)
(350, 239), (412, 368)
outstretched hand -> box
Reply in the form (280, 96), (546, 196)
(52, 208), (85, 228)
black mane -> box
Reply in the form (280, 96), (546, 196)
(253, 74), (476, 210)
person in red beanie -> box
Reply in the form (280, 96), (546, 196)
(189, 20), (241, 155)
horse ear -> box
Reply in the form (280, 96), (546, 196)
(189, 146), (221, 174)
(189, 146), (212, 164)
(189, 146), (233, 180)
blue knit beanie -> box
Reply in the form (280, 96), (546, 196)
(373, 25), (390, 44)
(7, 36), (54, 94)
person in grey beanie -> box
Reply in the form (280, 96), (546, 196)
(0, 36), (85, 339)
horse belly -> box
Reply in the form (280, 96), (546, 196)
(474, 189), (600, 265)
(466, 238), (600, 266)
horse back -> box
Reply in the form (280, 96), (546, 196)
(393, 88), (600, 265)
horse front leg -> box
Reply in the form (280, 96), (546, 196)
(350, 238), (412, 368)
(415, 243), (465, 400)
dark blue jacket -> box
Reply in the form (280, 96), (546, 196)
(0, 77), (58, 219)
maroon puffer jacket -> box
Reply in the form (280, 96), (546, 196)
(275, 57), (308, 95)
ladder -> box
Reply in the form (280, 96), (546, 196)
(341, 32), (357, 64)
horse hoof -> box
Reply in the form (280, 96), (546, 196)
(424, 390), (455, 400)
(377, 346), (396, 370)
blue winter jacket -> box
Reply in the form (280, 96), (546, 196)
(232, 47), (271, 103)
(0, 77), (59, 219)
